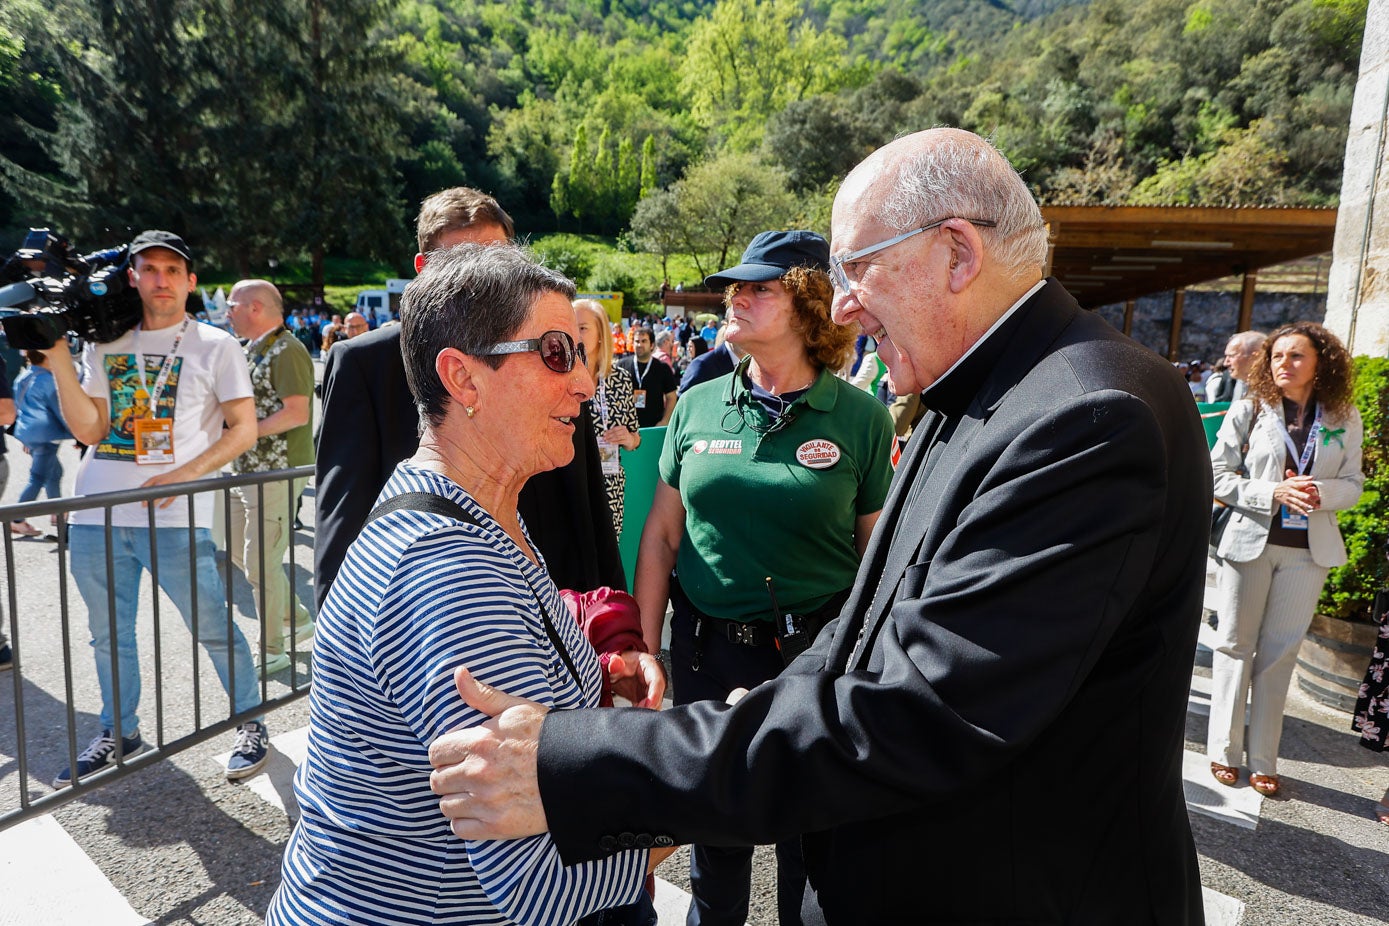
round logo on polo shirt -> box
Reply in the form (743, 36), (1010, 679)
(692, 440), (708, 454)
(796, 439), (840, 469)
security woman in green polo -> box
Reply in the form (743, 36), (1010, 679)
(633, 230), (893, 926)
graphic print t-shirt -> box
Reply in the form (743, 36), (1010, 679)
(73, 320), (252, 529)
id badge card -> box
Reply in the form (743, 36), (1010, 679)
(1280, 504), (1309, 530)
(632, 388), (647, 410)
(133, 416), (174, 465)
(597, 438), (621, 476)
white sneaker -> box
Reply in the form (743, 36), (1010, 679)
(256, 651), (291, 675)
(286, 618), (316, 648)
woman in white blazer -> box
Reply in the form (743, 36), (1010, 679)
(1208, 322), (1363, 796)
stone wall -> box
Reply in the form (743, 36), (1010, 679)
(1094, 290), (1327, 363)
(1324, 0), (1389, 357)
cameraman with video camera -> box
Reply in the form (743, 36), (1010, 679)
(39, 230), (272, 787)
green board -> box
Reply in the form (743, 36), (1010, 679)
(1196, 402), (1231, 450)
(617, 426), (667, 589)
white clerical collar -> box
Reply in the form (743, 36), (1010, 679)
(928, 279), (1045, 387)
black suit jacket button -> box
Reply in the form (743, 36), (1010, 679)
(617, 832), (637, 848)
(654, 835), (675, 847)
(599, 836), (618, 852)
(636, 834), (654, 848)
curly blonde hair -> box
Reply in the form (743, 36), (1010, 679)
(723, 267), (854, 371)
(1246, 321), (1355, 421)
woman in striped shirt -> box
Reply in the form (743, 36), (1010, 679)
(267, 244), (668, 926)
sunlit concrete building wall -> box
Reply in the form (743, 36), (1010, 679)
(1326, 0), (1389, 356)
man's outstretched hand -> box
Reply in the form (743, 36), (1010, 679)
(429, 667), (550, 840)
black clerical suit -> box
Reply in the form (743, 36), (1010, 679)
(535, 280), (1209, 925)
(314, 325), (625, 610)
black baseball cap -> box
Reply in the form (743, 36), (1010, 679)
(705, 230), (830, 287)
(129, 229), (193, 264)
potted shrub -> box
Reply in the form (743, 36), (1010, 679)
(1296, 356), (1389, 711)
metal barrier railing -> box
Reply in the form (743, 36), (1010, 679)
(0, 465), (315, 831)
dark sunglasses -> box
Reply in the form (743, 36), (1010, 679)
(476, 329), (587, 373)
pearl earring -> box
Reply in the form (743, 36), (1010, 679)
(466, 406), (475, 418)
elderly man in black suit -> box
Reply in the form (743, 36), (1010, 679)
(426, 129), (1210, 925)
(314, 188), (624, 609)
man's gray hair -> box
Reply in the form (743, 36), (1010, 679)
(875, 134), (1049, 281)
(400, 244), (576, 429)
(1227, 330), (1266, 354)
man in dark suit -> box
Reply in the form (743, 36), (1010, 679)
(314, 188), (624, 608)
(427, 130), (1209, 924)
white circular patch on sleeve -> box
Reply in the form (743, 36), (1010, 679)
(796, 439), (841, 469)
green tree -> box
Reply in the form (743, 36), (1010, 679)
(0, 1), (71, 236)
(671, 152), (796, 277)
(628, 187), (682, 282)
(679, 0), (852, 150)
(616, 135), (640, 222)
(638, 134), (657, 198)
(290, 0), (408, 288)
(1128, 119), (1291, 205)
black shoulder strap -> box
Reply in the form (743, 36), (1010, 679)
(364, 491), (583, 688)
(367, 491), (477, 526)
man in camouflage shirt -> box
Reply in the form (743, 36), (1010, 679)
(226, 280), (316, 676)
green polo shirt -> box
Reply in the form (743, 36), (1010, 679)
(660, 361), (894, 623)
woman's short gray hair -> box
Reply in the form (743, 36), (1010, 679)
(875, 134), (1049, 281)
(400, 244), (576, 428)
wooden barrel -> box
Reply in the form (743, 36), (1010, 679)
(1295, 613), (1380, 713)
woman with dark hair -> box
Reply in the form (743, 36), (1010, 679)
(1208, 321), (1363, 797)
(634, 231), (894, 926)
(268, 244), (668, 926)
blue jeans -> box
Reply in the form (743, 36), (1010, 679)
(70, 525), (260, 736)
(18, 442), (62, 503)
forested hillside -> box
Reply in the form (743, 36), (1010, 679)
(0, 0), (1367, 282)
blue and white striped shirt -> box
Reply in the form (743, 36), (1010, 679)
(267, 463), (647, 925)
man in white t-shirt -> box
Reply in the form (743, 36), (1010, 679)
(41, 230), (269, 788)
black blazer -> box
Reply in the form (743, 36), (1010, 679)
(537, 281), (1209, 925)
(313, 326), (624, 610)
(677, 342), (737, 395)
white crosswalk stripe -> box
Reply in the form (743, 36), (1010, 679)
(0, 815), (148, 926)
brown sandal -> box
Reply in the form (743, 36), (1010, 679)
(1210, 762), (1239, 786)
(1250, 773), (1280, 797)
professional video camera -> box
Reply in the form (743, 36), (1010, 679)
(0, 228), (146, 350)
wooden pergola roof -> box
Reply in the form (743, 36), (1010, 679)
(1041, 205), (1338, 309)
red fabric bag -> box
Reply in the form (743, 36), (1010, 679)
(560, 586), (648, 707)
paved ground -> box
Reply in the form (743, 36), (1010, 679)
(1, 359), (1387, 924)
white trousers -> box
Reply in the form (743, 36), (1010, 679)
(229, 477), (312, 656)
(1207, 542), (1328, 775)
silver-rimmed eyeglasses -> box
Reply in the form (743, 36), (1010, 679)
(828, 217), (997, 294)
(476, 329), (586, 373)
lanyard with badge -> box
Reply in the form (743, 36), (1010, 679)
(631, 355), (653, 410)
(1273, 403), (1321, 530)
(594, 376), (621, 476)
(131, 318), (189, 465)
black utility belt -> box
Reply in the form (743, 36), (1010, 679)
(698, 614), (776, 648)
